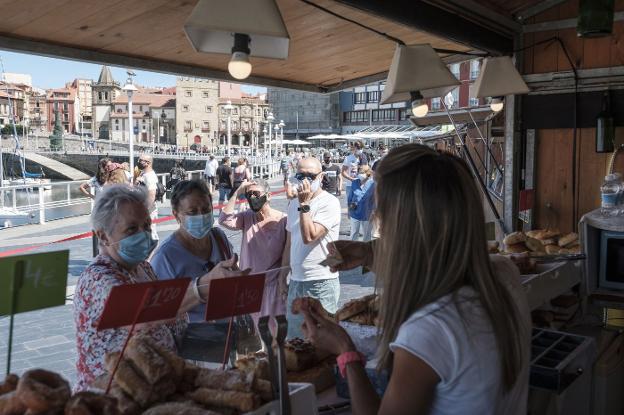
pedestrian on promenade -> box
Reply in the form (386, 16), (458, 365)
(299, 144), (530, 415)
(285, 157), (341, 338)
(216, 157), (233, 205)
(231, 158), (252, 211)
(341, 141), (368, 196)
(219, 179), (289, 329)
(280, 151), (292, 189)
(79, 157), (111, 199)
(321, 151), (342, 197)
(347, 165), (375, 241)
(74, 184), (244, 391)
(204, 154), (219, 194)
(134, 154), (160, 240)
(167, 160), (186, 191)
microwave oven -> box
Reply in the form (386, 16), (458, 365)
(599, 231), (624, 290)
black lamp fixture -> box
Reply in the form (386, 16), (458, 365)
(578, 0), (615, 38)
(596, 91), (615, 153)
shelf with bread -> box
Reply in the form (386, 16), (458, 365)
(0, 335), (318, 415)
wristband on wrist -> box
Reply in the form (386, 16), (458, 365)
(192, 277), (206, 304)
(337, 351), (366, 378)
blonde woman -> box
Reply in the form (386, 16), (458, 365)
(298, 144), (531, 415)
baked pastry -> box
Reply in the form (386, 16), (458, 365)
(504, 243), (528, 254)
(558, 232), (579, 248)
(336, 294), (376, 321)
(0, 391), (26, 415)
(108, 385), (141, 415)
(141, 337), (185, 382)
(235, 354), (270, 381)
(15, 368), (70, 414)
(194, 368), (254, 393)
(283, 338), (317, 372)
(291, 297), (334, 320)
(143, 402), (219, 415)
(531, 229), (560, 240)
(487, 241), (500, 253)
(252, 379), (273, 402)
(287, 363), (335, 393)
(105, 353), (152, 408)
(125, 337), (171, 385)
(187, 388), (260, 413)
(525, 237), (545, 253)
(347, 311), (378, 326)
(0, 374), (18, 396)
(64, 391), (119, 415)
(539, 238), (556, 246)
(503, 232), (526, 246)
(545, 244), (560, 255)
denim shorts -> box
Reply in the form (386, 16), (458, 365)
(286, 278), (340, 339)
(218, 187), (231, 203)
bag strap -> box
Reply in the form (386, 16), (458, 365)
(211, 228), (232, 259)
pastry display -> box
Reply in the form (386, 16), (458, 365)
(503, 230), (581, 257)
(503, 231), (526, 246)
(64, 391), (119, 415)
(291, 297), (335, 320)
(336, 294), (379, 327)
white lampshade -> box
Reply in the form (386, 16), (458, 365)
(228, 52), (252, 80)
(184, 0), (290, 59)
(473, 56), (530, 98)
(380, 44), (460, 104)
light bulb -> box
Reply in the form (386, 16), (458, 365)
(228, 52), (252, 80)
(490, 97), (504, 112)
(411, 101), (429, 117)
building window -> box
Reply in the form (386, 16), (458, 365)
(233, 108), (238, 115)
(470, 60), (480, 80)
(202, 90), (210, 98)
(367, 90), (380, 102)
(451, 88), (459, 109)
(232, 121), (239, 130)
(354, 92), (366, 104)
(371, 109), (396, 121)
(115, 119), (119, 124)
(220, 120), (226, 129)
(243, 120), (250, 130)
(182, 105), (190, 112)
(431, 97), (441, 110)
(184, 120), (192, 131)
(221, 107), (226, 115)
(202, 120), (210, 131)
(98, 92), (102, 101)
(104, 92), (108, 100)
(451, 63), (460, 79)
(185, 90), (192, 97)
(469, 97), (479, 106)
(205, 106), (212, 113)
(343, 110), (369, 123)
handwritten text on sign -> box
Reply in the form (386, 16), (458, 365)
(97, 278), (191, 331)
(205, 274), (266, 320)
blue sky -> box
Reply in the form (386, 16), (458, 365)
(0, 49), (267, 94)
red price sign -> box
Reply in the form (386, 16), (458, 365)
(97, 278), (191, 331)
(205, 274), (266, 321)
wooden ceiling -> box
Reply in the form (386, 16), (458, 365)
(0, 0), (494, 92)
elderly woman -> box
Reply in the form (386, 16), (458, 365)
(150, 180), (247, 359)
(74, 185), (241, 391)
(219, 179), (289, 327)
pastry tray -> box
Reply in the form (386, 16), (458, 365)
(246, 382), (318, 415)
(520, 260), (582, 310)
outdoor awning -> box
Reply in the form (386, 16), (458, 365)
(282, 139), (312, 145)
(409, 106), (494, 127)
(0, 0), (527, 92)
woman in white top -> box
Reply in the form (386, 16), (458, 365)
(298, 144), (531, 415)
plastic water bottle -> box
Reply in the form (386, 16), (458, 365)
(601, 174), (620, 216)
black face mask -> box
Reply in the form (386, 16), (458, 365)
(248, 194), (268, 212)
(324, 159), (331, 164)
(138, 161), (147, 170)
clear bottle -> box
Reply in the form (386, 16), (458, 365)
(601, 174), (620, 217)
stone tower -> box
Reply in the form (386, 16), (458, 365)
(92, 66), (120, 140)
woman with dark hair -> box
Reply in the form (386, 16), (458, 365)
(79, 157), (111, 199)
(298, 144), (531, 415)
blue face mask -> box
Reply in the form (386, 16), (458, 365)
(184, 213), (213, 239)
(116, 231), (157, 266)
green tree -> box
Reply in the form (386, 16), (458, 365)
(1, 124), (24, 136)
(49, 109), (63, 150)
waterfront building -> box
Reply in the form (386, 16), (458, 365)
(175, 77), (219, 151)
(92, 66), (120, 140)
(46, 88), (79, 134)
(68, 78), (93, 136)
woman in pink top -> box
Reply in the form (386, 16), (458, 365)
(219, 179), (289, 326)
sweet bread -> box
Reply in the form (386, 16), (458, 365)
(504, 243), (528, 254)
(194, 369), (254, 393)
(0, 374), (18, 396)
(558, 232), (579, 248)
(108, 385), (141, 415)
(0, 391), (26, 415)
(503, 232), (526, 246)
(64, 391), (119, 415)
(143, 402), (219, 415)
(336, 294), (376, 321)
(283, 338), (317, 372)
(187, 388), (260, 413)
(545, 244), (560, 255)
(125, 337), (171, 385)
(15, 369), (70, 414)
(525, 237), (545, 252)
(105, 353), (152, 408)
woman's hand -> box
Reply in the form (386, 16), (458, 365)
(197, 255), (251, 299)
(301, 304), (356, 356)
(236, 180), (256, 195)
(326, 240), (373, 272)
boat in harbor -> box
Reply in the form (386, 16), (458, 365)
(0, 206), (35, 228)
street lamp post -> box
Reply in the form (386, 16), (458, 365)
(262, 126), (268, 159)
(278, 120), (285, 152)
(267, 112), (275, 159)
(122, 71), (138, 175)
(224, 100), (233, 156)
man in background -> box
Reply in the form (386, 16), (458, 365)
(135, 154), (159, 240)
(321, 151), (342, 196)
(341, 141), (368, 196)
(204, 154), (219, 194)
(216, 156), (233, 206)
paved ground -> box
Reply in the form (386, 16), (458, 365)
(0, 178), (374, 386)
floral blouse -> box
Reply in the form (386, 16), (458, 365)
(73, 255), (179, 391)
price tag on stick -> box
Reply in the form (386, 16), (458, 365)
(0, 250), (69, 376)
(204, 274), (266, 321)
(96, 278), (190, 393)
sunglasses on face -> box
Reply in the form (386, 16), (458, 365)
(294, 172), (320, 181)
(246, 191), (266, 198)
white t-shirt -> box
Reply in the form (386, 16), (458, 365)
(389, 255), (530, 415)
(286, 191), (341, 281)
(204, 159), (218, 177)
(138, 170), (159, 213)
(342, 154), (359, 182)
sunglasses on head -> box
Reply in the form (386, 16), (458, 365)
(294, 172), (320, 181)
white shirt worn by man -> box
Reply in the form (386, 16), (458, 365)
(342, 154), (359, 182)
(204, 158), (218, 177)
(389, 255), (531, 415)
(286, 191), (341, 281)
(138, 170), (160, 240)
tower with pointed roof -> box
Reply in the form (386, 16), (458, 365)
(92, 65), (120, 140)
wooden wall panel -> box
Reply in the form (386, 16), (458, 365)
(577, 128), (608, 221)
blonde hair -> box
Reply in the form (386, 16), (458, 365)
(374, 144), (523, 392)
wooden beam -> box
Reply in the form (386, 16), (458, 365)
(0, 34), (324, 93)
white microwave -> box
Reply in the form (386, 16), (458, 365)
(599, 231), (624, 290)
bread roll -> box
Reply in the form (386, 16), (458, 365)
(525, 237), (545, 252)
(282, 338), (317, 372)
(505, 243), (528, 254)
(503, 232), (526, 246)
(195, 368), (253, 393)
(534, 229), (560, 240)
(143, 402), (220, 415)
(558, 232), (579, 248)
(525, 230), (542, 239)
(336, 294), (376, 321)
(539, 238), (556, 246)
(487, 241), (500, 253)
(187, 388), (260, 413)
(545, 244), (560, 255)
